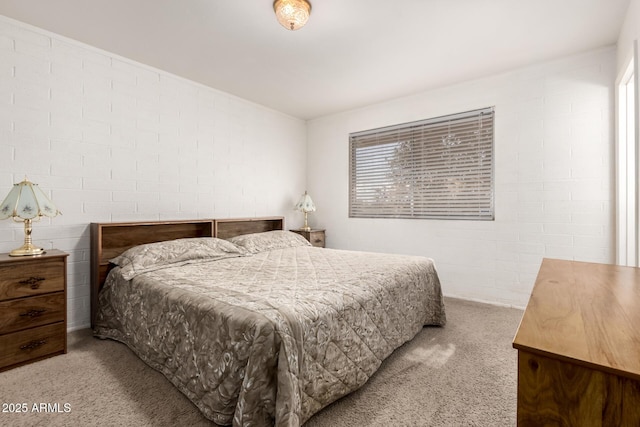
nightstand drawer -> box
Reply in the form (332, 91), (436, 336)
(0, 257), (65, 301)
(290, 229), (326, 248)
(310, 232), (325, 248)
(0, 322), (65, 371)
(0, 293), (65, 334)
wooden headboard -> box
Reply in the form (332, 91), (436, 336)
(214, 217), (284, 239)
(90, 216), (284, 327)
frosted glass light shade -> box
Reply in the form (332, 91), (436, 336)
(294, 191), (316, 213)
(273, 0), (311, 31)
(0, 179), (60, 220)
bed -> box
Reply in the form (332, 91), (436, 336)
(90, 217), (446, 426)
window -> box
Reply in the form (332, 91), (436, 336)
(349, 107), (494, 220)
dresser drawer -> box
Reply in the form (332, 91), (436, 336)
(0, 322), (65, 371)
(0, 257), (65, 301)
(0, 292), (65, 334)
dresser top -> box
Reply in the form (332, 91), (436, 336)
(513, 258), (640, 381)
(0, 249), (68, 264)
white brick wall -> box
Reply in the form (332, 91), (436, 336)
(0, 17), (307, 330)
(0, 13), (620, 324)
(307, 48), (616, 308)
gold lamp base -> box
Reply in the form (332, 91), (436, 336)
(10, 243), (44, 257)
(9, 218), (44, 256)
(299, 211), (311, 232)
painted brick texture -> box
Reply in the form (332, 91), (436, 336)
(307, 48), (615, 308)
(0, 17), (307, 330)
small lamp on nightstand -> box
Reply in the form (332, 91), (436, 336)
(294, 190), (316, 231)
(0, 178), (61, 256)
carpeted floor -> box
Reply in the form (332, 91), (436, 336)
(0, 298), (523, 427)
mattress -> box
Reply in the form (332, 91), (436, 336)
(94, 236), (445, 426)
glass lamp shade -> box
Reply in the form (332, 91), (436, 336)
(273, 0), (311, 31)
(0, 178), (61, 256)
(294, 191), (316, 213)
(0, 179), (60, 220)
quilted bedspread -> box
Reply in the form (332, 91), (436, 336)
(94, 246), (446, 426)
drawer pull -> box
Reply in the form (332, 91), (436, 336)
(18, 277), (45, 289)
(20, 339), (47, 351)
(314, 239), (322, 243)
(19, 309), (46, 318)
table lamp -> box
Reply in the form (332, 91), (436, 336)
(0, 178), (61, 256)
(294, 190), (316, 231)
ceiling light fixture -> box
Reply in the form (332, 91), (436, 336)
(273, 0), (311, 31)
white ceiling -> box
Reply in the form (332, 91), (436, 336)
(0, 0), (631, 120)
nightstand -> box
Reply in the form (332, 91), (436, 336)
(291, 229), (325, 248)
(0, 249), (68, 372)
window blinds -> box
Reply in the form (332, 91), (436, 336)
(349, 107), (494, 220)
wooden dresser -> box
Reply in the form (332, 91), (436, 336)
(290, 229), (325, 248)
(0, 249), (68, 372)
(513, 258), (640, 426)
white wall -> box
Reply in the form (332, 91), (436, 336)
(307, 48), (615, 308)
(617, 0), (639, 74)
(0, 12), (621, 327)
(0, 16), (307, 330)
